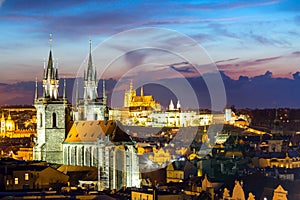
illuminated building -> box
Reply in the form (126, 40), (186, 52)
(110, 81), (213, 127)
(33, 34), (70, 164)
(0, 112), (36, 138)
(225, 106), (232, 123)
(1, 112), (15, 137)
(62, 120), (140, 190)
(33, 36), (139, 191)
(272, 185), (288, 200)
(124, 81), (161, 111)
(73, 40), (107, 121)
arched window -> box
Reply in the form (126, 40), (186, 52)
(53, 113), (57, 128)
(40, 113), (43, 127)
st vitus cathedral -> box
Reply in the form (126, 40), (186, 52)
(33, 35), (140, 190)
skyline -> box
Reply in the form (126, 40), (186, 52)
(0, 0), (300, 108)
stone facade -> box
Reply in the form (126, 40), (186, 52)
(33, 35), (69, 164)
(34, 102), (68, 164)
(62, 120), (140, 190)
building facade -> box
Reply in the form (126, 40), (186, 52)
(73, 40), (107, 122)
(110, 82), (213, 127)
(62, 120), (140, 190)
(33, 35), (70, 164)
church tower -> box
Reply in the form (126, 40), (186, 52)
(33, 34), (69, 164)
(84, 40), (98, 102)
(75, 40), (107, 121)
(1, 113), (5, 137)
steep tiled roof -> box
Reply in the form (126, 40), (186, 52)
(64, 120), (132, 144)
(64, 120), (115, 143)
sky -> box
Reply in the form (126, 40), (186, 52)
(0, 0), (300, 108)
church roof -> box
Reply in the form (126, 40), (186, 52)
(132, 95), (154, 102)
(64, 120), (132, 144)
(64, 120), (114, 143)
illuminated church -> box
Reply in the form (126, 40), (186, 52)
(33, 34), (70, 164)
(124, 81), (161, 111)
(1, 112), (15, 137)
(33, 35), (140, 190)
(110, 82), (212, 127)
(72, 40), (108, 122)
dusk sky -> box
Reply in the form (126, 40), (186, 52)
(0, 0), (300, 108)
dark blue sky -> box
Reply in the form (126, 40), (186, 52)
(0, 0), (300, 108)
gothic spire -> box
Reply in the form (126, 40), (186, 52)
(63, 78), (66, 100)
(140, 86), (144, 96)
(45, 34), (55, 80)
(35, 77), (38, 101)
(103, 79), (106, 105)
(87, 39), (95, 82)
(75, 79), (79, 107)
(43, 58), (46, 79)
(83, 39), (98, 101)
(129, 80), (133, 92)
(176, 100), (181, 110)
(42, 34), (59, 100)
(55, 59), (59, 80)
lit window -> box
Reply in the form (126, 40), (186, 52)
(14, 178), (18, 185)
(25, 173), (29, 181)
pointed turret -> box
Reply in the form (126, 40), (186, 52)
(129, 80), (133, 93)
(43, 58), (46, 80)
(103, 79), (106, 105)
(75, 79), (79, 107)
(35, 77), (38, 101)
(7, 111), (11, 120)
(55, 59), (59, 80)
(42, 34), (59, 99)
(176, 100), (180, 110)
(169, 100), (174, 111)
(140, 86), (144, 97)
(63, 78), (66, 101)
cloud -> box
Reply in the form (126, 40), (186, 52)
(3, 70), (300, 109)
(182, 0), (283, 11)
(169, 65), (195, 74)
(248, 32), (291, 47)
(216, 58), (239, 64)
(292, 51), (300, 55)
(255, 56), (281, 62)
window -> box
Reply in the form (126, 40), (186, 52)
(14, 178), (18, 185)
(53, 113), (57, 128)
(40, 113), (43, 127)
(25, 173), (29, 181)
